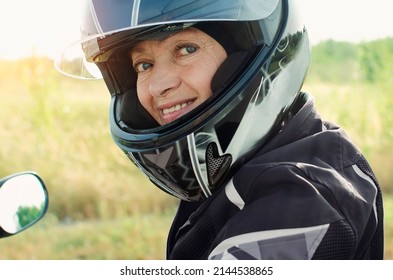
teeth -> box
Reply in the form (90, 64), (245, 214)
(162, 102), (191, 115)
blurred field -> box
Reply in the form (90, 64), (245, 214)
(0, 38), (392, 259)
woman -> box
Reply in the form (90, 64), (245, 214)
(57, 0), (384, 259)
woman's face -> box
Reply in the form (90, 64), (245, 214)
(130, 28), (227, 125)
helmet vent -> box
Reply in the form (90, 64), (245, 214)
(206, 142), (232, 187)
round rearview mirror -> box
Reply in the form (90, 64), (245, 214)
(0, 172), (48, 237)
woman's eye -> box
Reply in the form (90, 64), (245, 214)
(134, 62), (152, 73)
(177, 44), (198, 56)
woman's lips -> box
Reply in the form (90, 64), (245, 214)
(160, 100), (195, 124)
(162, 101), (192, 115)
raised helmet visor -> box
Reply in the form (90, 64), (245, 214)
(55, 0), (280, 79)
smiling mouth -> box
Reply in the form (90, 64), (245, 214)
(161, 101), (193, 115)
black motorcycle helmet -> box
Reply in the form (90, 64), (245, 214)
(56, 0), (311, 201)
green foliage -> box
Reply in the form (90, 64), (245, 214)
(308, 37), (393, 86)
(16, 205), (43, 229)
(358, 38), (393, 84)
(307, 40), (359, 83)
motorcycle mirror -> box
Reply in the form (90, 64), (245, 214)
(0, 172), (48, 238)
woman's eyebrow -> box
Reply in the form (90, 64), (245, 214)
(130, 45), (146, 56)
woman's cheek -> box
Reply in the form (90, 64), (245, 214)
(137, 83), (152, 110)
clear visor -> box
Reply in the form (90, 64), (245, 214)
(55, 0), (280, 79)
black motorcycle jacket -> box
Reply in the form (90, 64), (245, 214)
(166, 92), (384, 260)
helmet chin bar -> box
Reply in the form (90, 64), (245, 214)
(187, 134), (233, 197)
(205, 142), (232, 186)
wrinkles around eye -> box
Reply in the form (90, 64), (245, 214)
(132, 43), (200, 73)
(134, 61), (152, 73)
(176, 43), (199, 56)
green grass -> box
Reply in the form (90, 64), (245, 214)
(0, 212), (174, 260)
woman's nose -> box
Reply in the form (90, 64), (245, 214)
(148, 62), (181, 97)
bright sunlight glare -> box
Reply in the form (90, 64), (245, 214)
(0, 0), (82, 59)
(0, 0), (392, 59)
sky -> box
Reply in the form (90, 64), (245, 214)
(0, 0), (392, 59)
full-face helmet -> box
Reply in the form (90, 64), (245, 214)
(56, 0), (311, 201)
